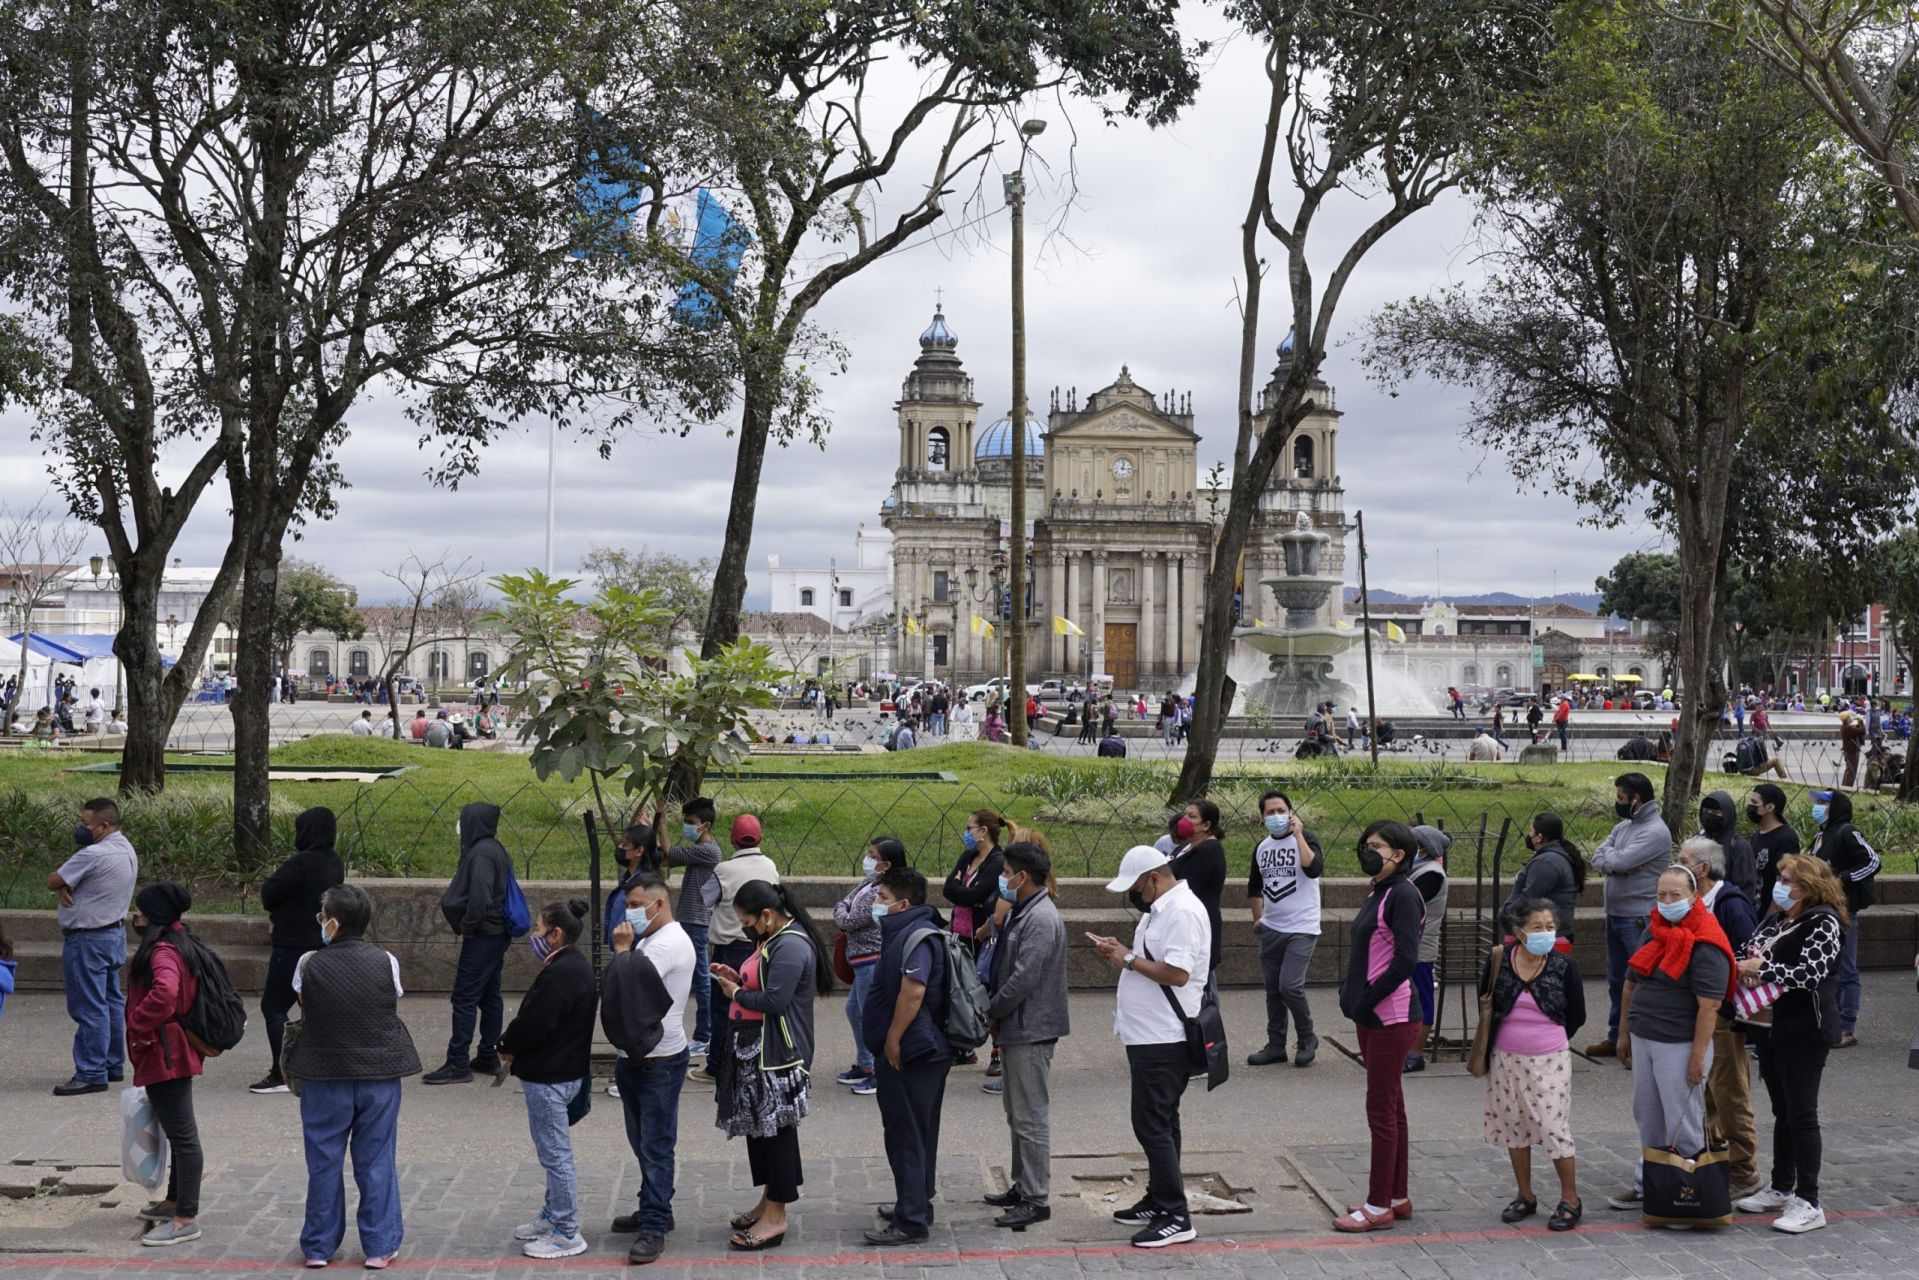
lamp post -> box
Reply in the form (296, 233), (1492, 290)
(965, 550), (1009, 692)
(1005, 116), (1045, 747)
(88, 555), (122, 713)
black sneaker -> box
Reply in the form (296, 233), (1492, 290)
(1131, 1215), (1196, 1248)
(248, 1074), (290, 1094)
(1246, 1043), (1288, 1066)
(471, 1055), (504, 1077)
(52, 1078), (107, 1097)
(1294, 1036), (1319, 1068)
(627, 1234), (665, 1265)
(1111, 1198), (1157, 1227)
(982, 1184), (1024, 1209)
(421, 1064), (474, 1086)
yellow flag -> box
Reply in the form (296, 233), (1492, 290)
(1385, 621), (1406, 642)
(971, 615), (996, 638)
(1052, 615), (1085, 637)
(903, 615), (920, 635)
(1333, 618), (1352, 630)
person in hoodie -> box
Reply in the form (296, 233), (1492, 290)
(1502, 813), (1586, 939)
(1696, 791), (1756, 900)
(1673, 836), (1762, 1201)
(1809, 789), (1879, 1049)
(862, 866), (951, 1247)
(1585, 773), (1671, 1058)
(1403, 826), (1451, 1074)
(252, 807), (347, 1094)
(425, 803), (514, 1085)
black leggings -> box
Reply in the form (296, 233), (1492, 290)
(1755, 1036), (1828, 1207)
(746, 1125), (803, 1204)
(261, 946), (303, 1075)
(146, 1077), (203, 1217)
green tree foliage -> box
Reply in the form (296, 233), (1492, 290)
(243, 561), (364, 677)
(579, 545), (713, 652)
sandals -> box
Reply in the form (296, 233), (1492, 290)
(1548, 1200), (1583, 1232)
(728, 1228), (787, 1251)
(729, 1209), (763, 1231)
(1331, 1205), (1394, 1233)
(1501, 1196), (1538, 1224)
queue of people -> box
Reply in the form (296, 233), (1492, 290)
(36, 775), (1881, 1262)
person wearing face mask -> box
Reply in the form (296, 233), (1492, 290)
(1605, 865), (1735, 1216)
(943, 810), (1004, 1067)
(702, 813), (780, 1081)
(49, 797), (138, 1095)
(602, 874), (693, 1265)
(253, 807), (347, 1095)
(124, 882), (206, 1247)
(1502, 813), (1586, 940)
(982, 841), (1069, 1228)
(1090, 845), (1210, 1248)
(1745, 784), (1798, 904)
(1695, 792), (1756, 900)
(1333, 821), (1425, 1232)
(831, 838), (903, 1096)
(1153, 812), (1189, 857)
(425, 803), (514, 1085)
(498, 899), (599, 1260)
(287, 884), (417, 1270)
(1584, 773), (1670, 1058)
(1478, 899), (1586, 1232)
(1733, 854), (1848, 1234)
(710, 880), (834, 1252)
(1172, 800), (1227, 987)
(1672, 837), (1761, 1202)
(1403, 826), (1452, 1074)
(1808, 789), (1878, 1049)
(656, 798), (723, 1060)
(1246, 790), (1323, 1068)
(601, 823), (660, 982)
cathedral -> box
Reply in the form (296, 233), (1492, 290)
(880, 308), (1349, 689)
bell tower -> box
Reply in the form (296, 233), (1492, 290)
(894, 306), (980, 487)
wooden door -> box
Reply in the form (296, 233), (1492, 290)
(1105, 622), (1138, 691)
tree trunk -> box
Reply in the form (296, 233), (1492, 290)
(231, 529), (286, 866)
(1660, 459), (1735, 841)
(1173, 502), (1250, 803)
(115, 561), (169, 794)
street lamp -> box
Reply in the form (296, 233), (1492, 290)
(1004, 116), (1045, 746)
(964, 552), (1010, 691)
(89, 555), (122, 714)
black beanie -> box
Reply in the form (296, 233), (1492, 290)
(135, 881), (192, 928)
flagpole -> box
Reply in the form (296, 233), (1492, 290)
(1357, 510), (1379, 770)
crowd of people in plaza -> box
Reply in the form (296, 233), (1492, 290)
(24, 766), (1886, 1265)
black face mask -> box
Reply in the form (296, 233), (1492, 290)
(1699, 806), (1723, 833)
(1126, 889), (1148, 914)
(1615, 801), (1635, 821)
(1745, 804), (1763, 823)
(73, 824), (94, 848)
(1357, 846), (1386, 877)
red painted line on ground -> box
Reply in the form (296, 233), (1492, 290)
(4, 1203), (1915, 1270)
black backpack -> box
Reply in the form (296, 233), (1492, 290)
(178, 936), (248, 1056)
(1734, 735), (1768, 772)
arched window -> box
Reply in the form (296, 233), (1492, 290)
(1494, 663), (1514, 687)
(799, 588), (815, 607)
(1293, 434), (1314, 479)
(1628, 665), (1645, 678)
(430, 650), (451, 680)
(348, 649), (370, 677)
(927, 426), (951, 471)
(307, 649), (331, 678)
(468, 651), (489, 679)
(1461, 664), (1479, 685)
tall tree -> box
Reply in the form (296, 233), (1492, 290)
(655, 0), (1198, 787)
(1596, 551), (1683, 672)
(580, 544), (713, 652)
(1365, 12), (1916, 834)
(1171, 0), (1550, 803)
(1, 0), (737, 853)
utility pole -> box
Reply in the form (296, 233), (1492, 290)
(1005, 117), (1045, 747)
(543, 419), (557, 577)
(1357, 512), (1379, 769)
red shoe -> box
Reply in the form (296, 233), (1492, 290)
(1332, 1205), (1394, 1233)
(1391, 1198), (1412, 1219)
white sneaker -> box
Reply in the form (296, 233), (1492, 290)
(1737, 1186), (1793, 1214)
(1774, 1197), (1826, 1234)
(511, 1218), (551, 1242)
(523, 1231), (588, 1259)
(606, 1082), (621, 1098)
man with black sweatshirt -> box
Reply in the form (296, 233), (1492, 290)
(251, 807), (346, 1094)
(425, 802), (514, 1084)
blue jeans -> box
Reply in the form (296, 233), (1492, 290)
(615, 1050), (689, 1236)
(1837, 920), (1860, 1033)
(300, 1079), (403, 1262)
(684, 924), (711, 1046)
(445, 932), (510, 1069)
(845, 960), (878, 1071)
(62, 928), (126, 1083)
(523, 1079), (582, 1238)
(1604, 914), (1643, 1042)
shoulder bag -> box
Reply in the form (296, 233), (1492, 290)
(1142, 943), (1229, 1091)
(1467, 943), (1505, 1078)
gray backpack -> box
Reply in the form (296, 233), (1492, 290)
(902, 926), (991, 1052)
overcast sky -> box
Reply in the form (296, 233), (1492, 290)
(0, 14), (1664, 608)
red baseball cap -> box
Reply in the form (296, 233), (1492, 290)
(731, 814), (762, 844)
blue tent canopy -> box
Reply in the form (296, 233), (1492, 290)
(5, 633), (174, 667)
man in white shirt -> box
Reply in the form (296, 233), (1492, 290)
(1467, 731), (1504, 762)
(607, 874), (695, 1265)
(84, 688), (106, 732)
(348, 710), (375, 736)
(1089, 846), (1209, 1250)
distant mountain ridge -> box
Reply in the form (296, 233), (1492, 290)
(1343, 587), (1607, 613)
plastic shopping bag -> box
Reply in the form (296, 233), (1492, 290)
(120, 1086), (169, 1191)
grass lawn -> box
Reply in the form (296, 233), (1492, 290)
(1, 737), (1909, 910)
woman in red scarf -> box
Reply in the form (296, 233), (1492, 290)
(1606, 865), (1736, 1214)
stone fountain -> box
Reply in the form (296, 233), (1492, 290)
(1231, 515), (1362, 717)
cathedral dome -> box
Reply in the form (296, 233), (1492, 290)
(919, 309), (958, 350)
(976, 415), (1043, 459)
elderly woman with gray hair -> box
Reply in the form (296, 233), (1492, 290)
(1670, 836), (1761, 1200)
(286, 884), (419, 1270)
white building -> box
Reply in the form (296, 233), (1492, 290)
(766, 524), (894, 630)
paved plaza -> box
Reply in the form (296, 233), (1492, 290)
(5, 976), (1919, 1276)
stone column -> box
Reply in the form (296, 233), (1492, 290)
(1140, 551), (1157, 686)
(1091, 550), (1108, 679)
(1171, 554), (1185, 672)
(1065, 552), (1082, 675)
(1049, 552), (1066, 676)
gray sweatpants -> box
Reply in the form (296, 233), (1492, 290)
(1258, 927), (1317, 1049)
(1000, 1041), (1055, 1203)
(1631, 1033), (1714, 1192)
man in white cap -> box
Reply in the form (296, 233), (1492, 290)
(1087, 846), (1210, 1249)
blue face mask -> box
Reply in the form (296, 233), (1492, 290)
(862, 856), (879, 877)
(319, 920), (337, 946)
(962, 829), (978, 852)
(997, 874), (1017, 903)
(1523, 930), (1556, 957)
(1656, 899), (1692, 924)
(530, 933), (555, 961)
(683, 822), (703, 842)
(1772, 882), (1796, 911)
(1811, 804), (1828, 826)
(1263, 812), (1288, 837)
(625, 905), (650, 934)
(870, 902), (891, 924)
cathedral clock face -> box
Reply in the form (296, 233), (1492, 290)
(1111, 457), (1135, 480)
